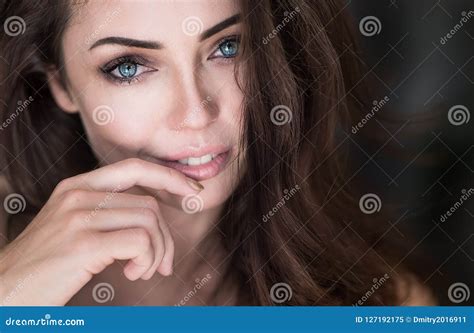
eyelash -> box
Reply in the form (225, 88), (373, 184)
(100, 35), (241, 85)
(100, 55), (152, 85)
(209, 34), (240, 63)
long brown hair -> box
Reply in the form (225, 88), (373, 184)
(1, 0), (403, 305)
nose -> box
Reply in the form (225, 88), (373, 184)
(171, 67), (217, 132)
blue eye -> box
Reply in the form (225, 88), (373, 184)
(101, 55), (156, 85)
(218, 38), (239, 58)
(118, 62), (138, 78)
(212, 36), (240, 60)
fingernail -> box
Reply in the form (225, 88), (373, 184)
(186, 178), (204, 192)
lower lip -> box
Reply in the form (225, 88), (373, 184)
(158, 150), (231, 181)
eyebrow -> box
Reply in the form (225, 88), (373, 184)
(199, 13), (241, 41)
(89, 13), (241, 51)
(89, 37), (163, 50)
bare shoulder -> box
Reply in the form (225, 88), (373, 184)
(396, 273), (437, 305)
(0, 175), (12, 248)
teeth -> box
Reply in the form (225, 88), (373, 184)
(177, 153), (217, 166)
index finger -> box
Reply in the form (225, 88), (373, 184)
(53, 158), (204, 197)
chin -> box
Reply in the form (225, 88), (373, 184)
(156, 166), (237, 215)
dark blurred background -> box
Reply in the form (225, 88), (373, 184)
(347, 0), (473, 305)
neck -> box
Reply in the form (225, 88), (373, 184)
(159, 200), (224, 264)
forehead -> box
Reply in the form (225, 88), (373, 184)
(66, 0), (240, 48)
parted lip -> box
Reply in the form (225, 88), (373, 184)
(157, 144), (231, 162)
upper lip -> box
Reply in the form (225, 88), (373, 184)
(158, 145), (231, 161)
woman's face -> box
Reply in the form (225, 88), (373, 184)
(49, 0), (245, 212)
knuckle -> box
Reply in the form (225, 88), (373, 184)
(53, 178), (73, 195)
(165, 167), (179, 180)
(142, 196), (159, 212)
(71, 234), (98, 254)
(166, 167), (188, 185)
(139, 208), (157, 222)
(66, 210), (90, 226)
(60, 189), (86, 207)
(131, 228), (151, 249)
(123, 157), (144, 170)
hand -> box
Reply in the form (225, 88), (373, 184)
(0, 158), (203, 305)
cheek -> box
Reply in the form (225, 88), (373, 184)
(76, 88), (167, 151)
(208, 68), (243, 117)
(213, 68), (245, 122)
